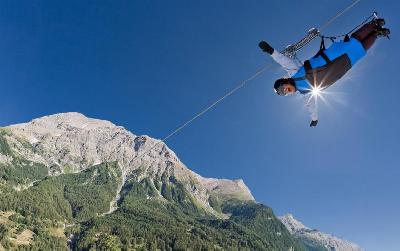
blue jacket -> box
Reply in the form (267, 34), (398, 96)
(292, 38), (366, 94)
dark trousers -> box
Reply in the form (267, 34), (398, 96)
(351, 23), (377, 50)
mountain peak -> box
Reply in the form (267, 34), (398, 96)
(200, 177), (255, 201)
(279, 214), (309, 233)
(279, 214), (364, 251)
(23, 112), (116, 131)
(2, 112), (255, 215)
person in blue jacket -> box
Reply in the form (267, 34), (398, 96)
(259, 18), (390, 127)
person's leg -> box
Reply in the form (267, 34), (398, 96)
(359, 32), (377, 50)
(351, 23), (377, 50)
(351, 23), (376, 41)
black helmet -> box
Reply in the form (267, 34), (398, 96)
(274, 78), (293, 96)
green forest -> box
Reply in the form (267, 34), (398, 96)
(0, 129), (314, 250)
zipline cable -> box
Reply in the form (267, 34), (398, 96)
(321, 12), (376, 39)
(129, 63), (272, 166)
(319, 0), (362, 32)
(129, 0), (363, 165)
(161, 64), (272, 143)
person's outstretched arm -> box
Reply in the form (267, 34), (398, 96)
(259, 41), (301, 76)
(303, 94), (318, 127)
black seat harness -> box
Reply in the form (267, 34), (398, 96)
(300, 38), (331, 76)
(292, 37), (352, 89)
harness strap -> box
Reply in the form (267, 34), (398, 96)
(320, 37), (326, 50)
(304, 60), (312, 72)
(319, 51), (331, 63)
(292, 37), (332, 82)
(313, 37), (331, 63)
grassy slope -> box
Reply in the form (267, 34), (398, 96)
(75, 177), (305, 251)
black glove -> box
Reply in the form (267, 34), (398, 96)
(310, 120), (318, 127)
(258, 41), (274, 54)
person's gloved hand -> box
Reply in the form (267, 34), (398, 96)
(258, 41), (274, 54)
(310, 120), (318, 127)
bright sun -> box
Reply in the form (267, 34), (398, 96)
(311, 85), (323, 97)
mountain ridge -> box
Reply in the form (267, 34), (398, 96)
(279, 214), (364, 251)
(4, 112), (255, 216)
(0, 112), (363, 250)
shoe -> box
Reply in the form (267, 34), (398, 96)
(376, 27), (390, 37)
(258, 41), (274, 54)
(371, 18), (385, 27)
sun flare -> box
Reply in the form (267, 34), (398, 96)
(311, 85), (324, 98)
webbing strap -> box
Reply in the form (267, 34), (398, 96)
(304, 60), (312, 72)
(319, 51), (331, 63)
(320, 38), (326, 50)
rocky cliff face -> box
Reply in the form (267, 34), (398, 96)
(279, 214), (364, 251)
(4, 112), (254, 215)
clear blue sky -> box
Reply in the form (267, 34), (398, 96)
(0, 1), (398, 250)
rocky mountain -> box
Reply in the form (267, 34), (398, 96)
(279, 214), (364, 251)
(4, 112), (253, 215)
(0, 113), (361, 250)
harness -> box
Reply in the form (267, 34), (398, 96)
(292, 37), (352, 90)
(304, 39), (331, 77)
